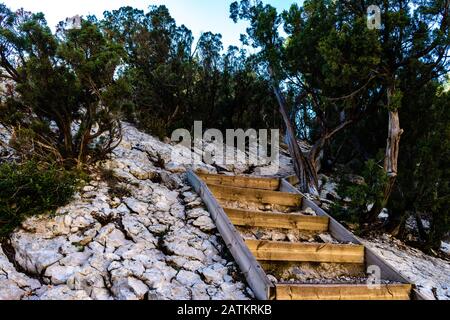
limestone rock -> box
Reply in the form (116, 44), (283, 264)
(200, 267), (224, 285)
(3, 122), (252, 300)
(11, 233), (66, 274)
(34, 285), (92, 300)
(176, 270), (202, 287)
(111, 277), (149, 300)
(192, 216), (216, 232)
(0, 280), (27, 300)
(123, 198), (149, 215)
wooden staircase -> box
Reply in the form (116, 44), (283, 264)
(188, 171), (425, 300)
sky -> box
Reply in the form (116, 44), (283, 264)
(2, 0), (298, 49)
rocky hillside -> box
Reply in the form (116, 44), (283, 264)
(1, 123), (288, 300)
(1, 123), (448, 301)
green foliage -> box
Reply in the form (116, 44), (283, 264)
(101, 5), (279, 137)
(0, 6), (127, 167)
(390, 84), (450, 250)
(0, 161), (79, 238)
(332, 160), (388, 225)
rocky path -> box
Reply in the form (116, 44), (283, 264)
(0, 124), (255, 300)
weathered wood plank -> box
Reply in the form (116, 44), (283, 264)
(275, 284), (412, 300)
(208, 184), (303, 207)
(197, 172), (280, 191)
(223, 207), (329, 231)
(187, 170), (273, 300)
(246, 240), (365, 264)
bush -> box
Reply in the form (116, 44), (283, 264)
(0, 7), (126, 167)
(331, 159), (388, 226)
(0, 161), (80, 238)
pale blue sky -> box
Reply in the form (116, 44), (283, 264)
(2, 0), (298, 49)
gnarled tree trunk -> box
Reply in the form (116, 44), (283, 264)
(367, 88), (404, 222)
(383, 109), (403, 203)
(269, 70), (318, 195)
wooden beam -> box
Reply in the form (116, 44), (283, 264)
(285, 175), (299, 186)
(187, 170), (273, 300)
(208, 184), (303, 207)
(280, 178), (423, 296)
(197, 172), (280, 191)
(224, 207), (329, 232)
(246, 240), (365, 264)
(275, 284), (412, 300)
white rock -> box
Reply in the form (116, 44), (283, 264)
(64, 215), (73, 227)
(121, 215), (156, 244)
(35, 285), (92, 300)
(303, 207), (317, 216)
(186, 208), (209, 219)
(142, 269), (165, 289)
(123, 198), (148, 215)
(105, 229), (128, 249)
(191, 283), (210, 300)
(176, 270), (202, 287)
(60, 251), (92, 267)
(83, 186), (96, 192)
(45, 265), (80, 285)
(89, 253), (120, 273)
(183, 192), (199, 203)
(318, 234), (335, 243)
(192, 216), (216, 232)
(116, 203), (130, 215)
(91, 288), (113, 300)
(201, 267), (223, 285)
(165, 283), (191, 300)
(220, 282), (248, 300)
(165, 162), (187, 173)
(0, 280), (26, 300)
(182, 260), (205, 272)
(67, 266), (105, 293)
(122, 260), (145, 277)
(11, 233), (65, 274)
(165, 242), (205, 262)
(111, 277), (149, 300)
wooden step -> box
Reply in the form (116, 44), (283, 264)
(246, 240), (365, 264)
(224, 207), (329, 231)
(208, 184), (303, 207)
(275, 283), (412, 300)
(197, 172), (280, 190)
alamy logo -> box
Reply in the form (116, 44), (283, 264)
(367, 265), (382, 289)
(65, 15), (82, 30)
(171, 121), (280, 175)
(367, 5), (382, 30)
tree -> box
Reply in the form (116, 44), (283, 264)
(0, 6), (127, 167)
(350, 0), (450, 221)
(231, 0), (319, 194)
(230, 0), (381, 194)
(101, 5), (280, 138)
(101, 5), (196, 136)
(389, 83), (449, 250)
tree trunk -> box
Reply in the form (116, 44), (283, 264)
(367, 88), (404, 222)
(269, 70), (318, 195)
(383, 108), (403, 202)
